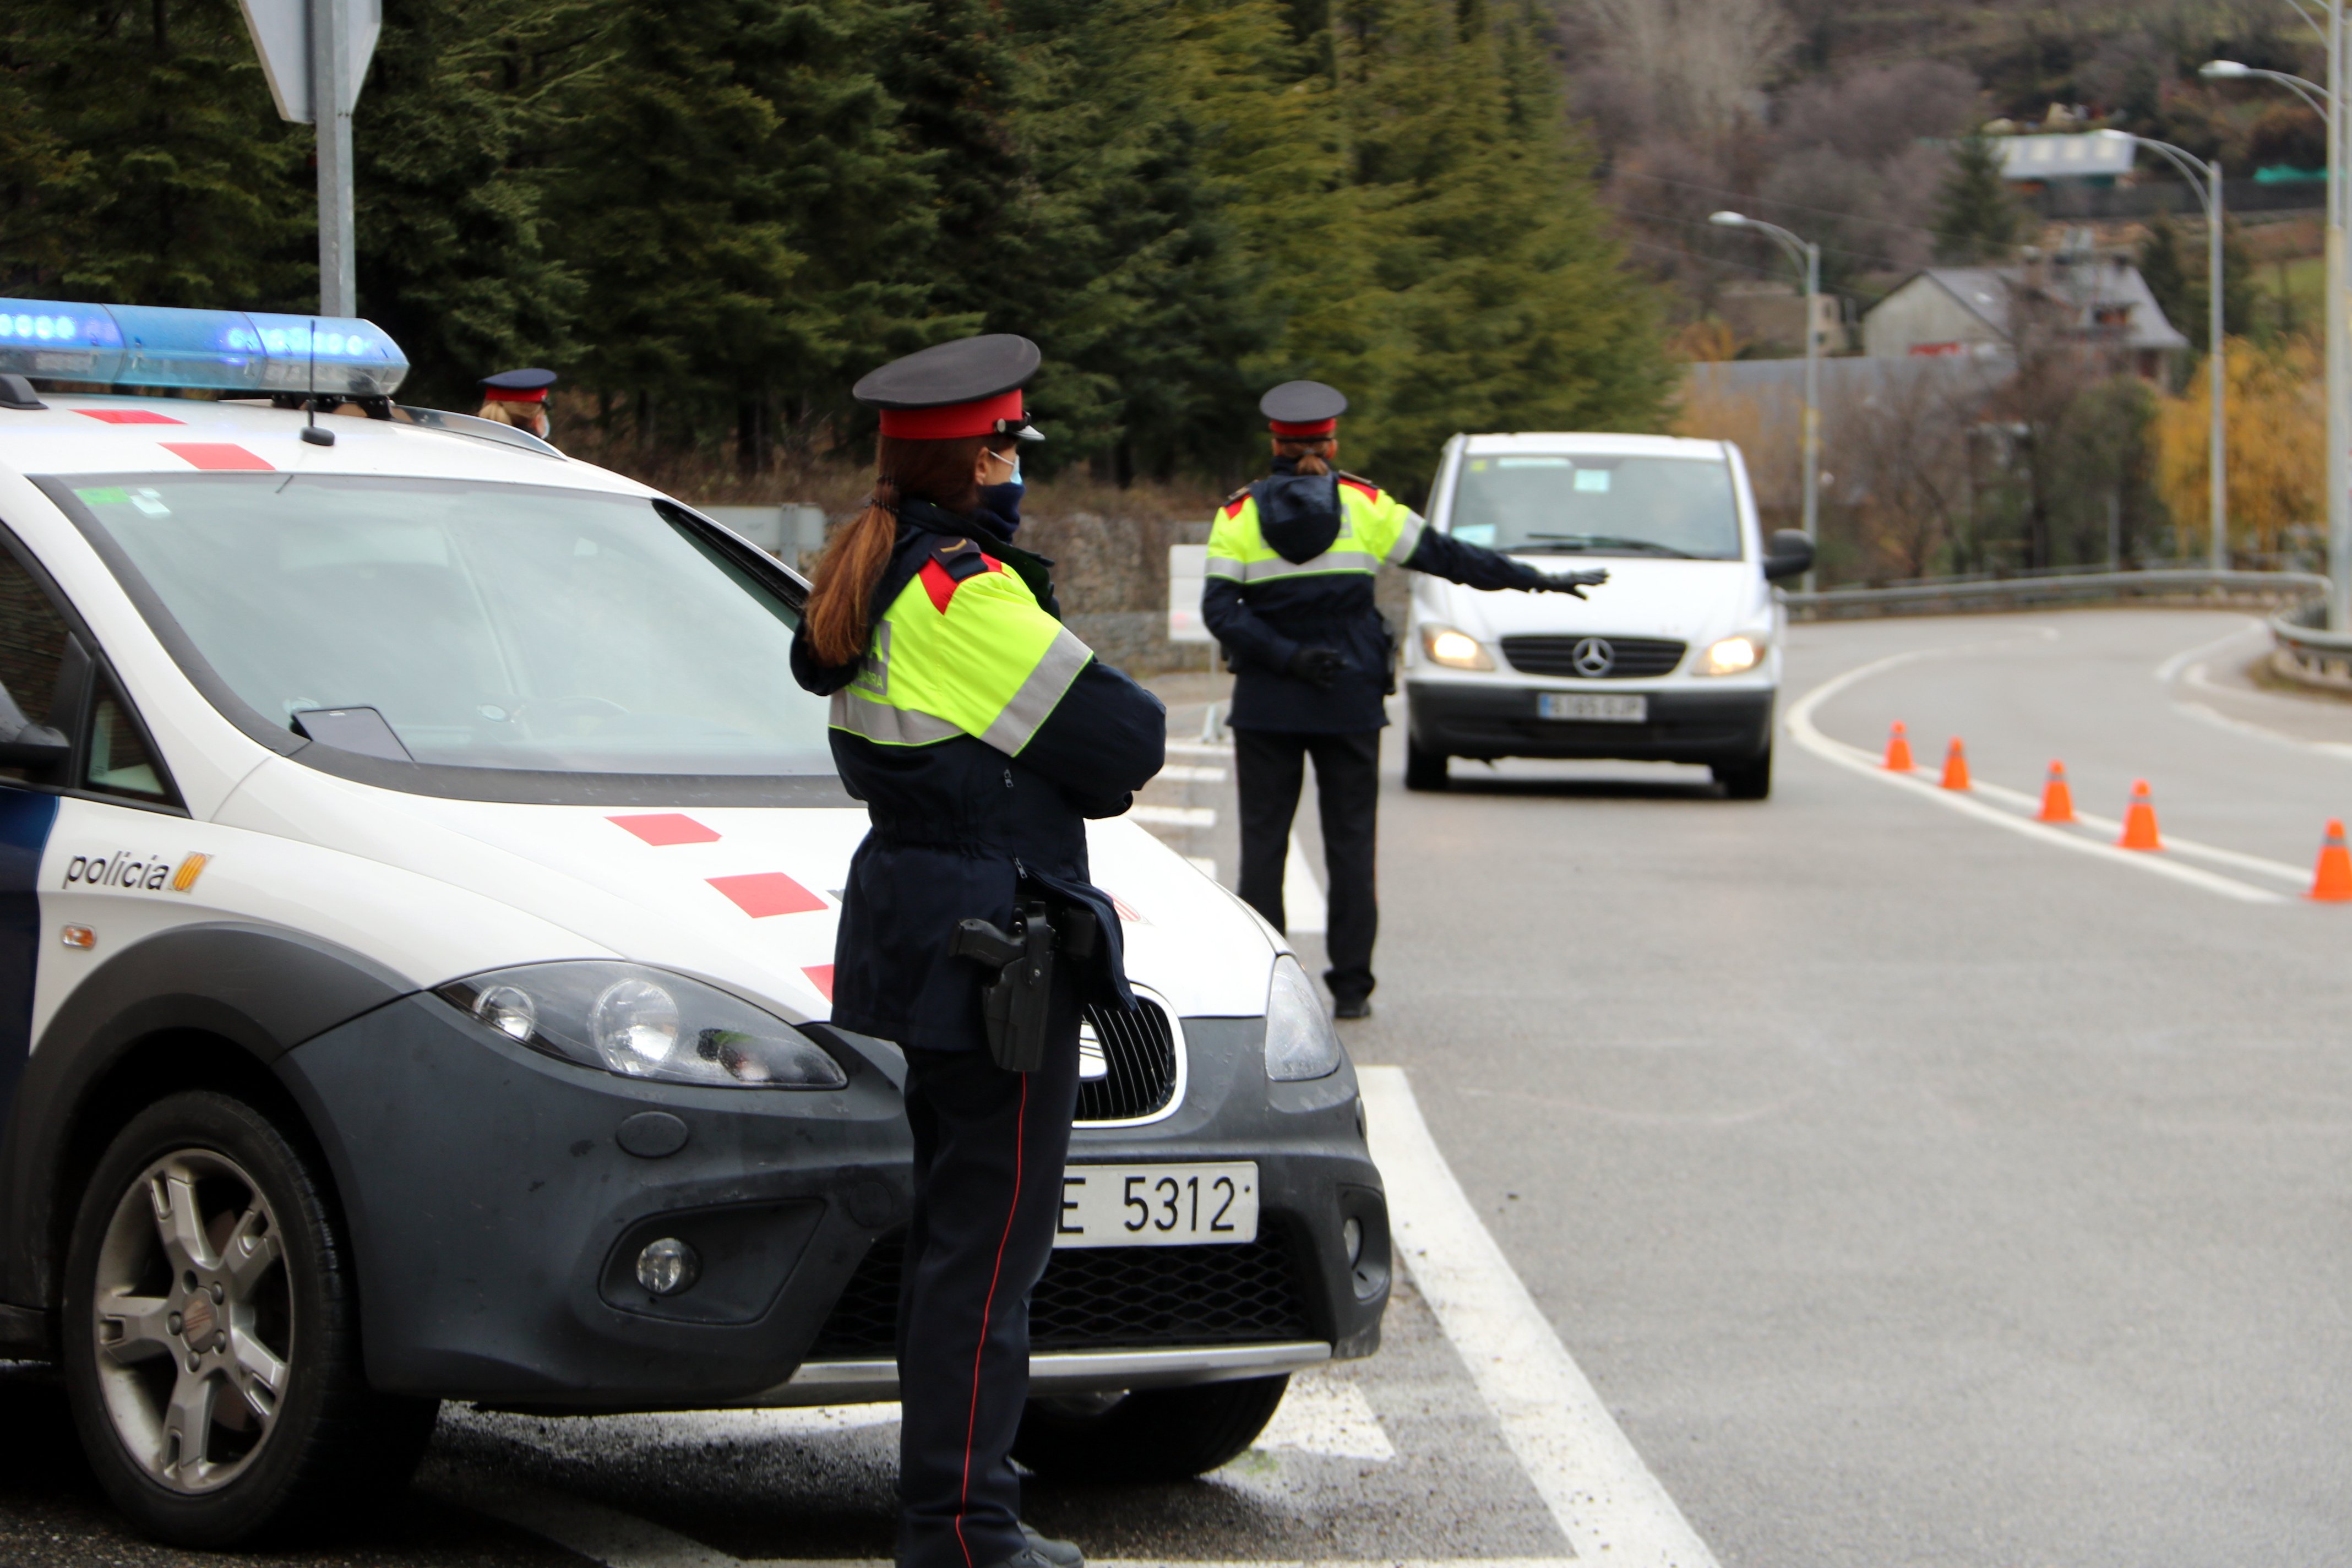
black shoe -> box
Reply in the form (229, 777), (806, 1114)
(1332, 995), (1373, 1020)
(1022, 1524), (1085, 1568)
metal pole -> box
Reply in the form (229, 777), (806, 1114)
(311, 0), (356, 316)
(1801, 241), (1821, 596)
(2325, 20), (2348, 623)
(2207, 158), (2228, 570)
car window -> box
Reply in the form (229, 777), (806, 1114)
(85, 680), (170, 802)
(0, 547), (70, 786)
(1449, 454), (1743, 560)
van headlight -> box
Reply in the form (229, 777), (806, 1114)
(1695, 634), (1766, 676)
(437, 961), (848, 1088)
(1264, 956), (1344, 1081)
(1419, 623), (1495, 671)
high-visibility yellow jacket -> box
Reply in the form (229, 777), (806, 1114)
(1202, 463), (1558, 732)
(792, 501), (1165, 1050)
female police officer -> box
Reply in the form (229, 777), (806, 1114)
(792, 335), (1164, 1568)
(1202, 380), (1603, 1019)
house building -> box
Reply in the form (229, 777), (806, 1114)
(1861, 258), (2188, 378)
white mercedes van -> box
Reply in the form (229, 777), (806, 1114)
(1402, 432), (1812, 798)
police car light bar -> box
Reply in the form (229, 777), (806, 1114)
(0, 301), (408, 398)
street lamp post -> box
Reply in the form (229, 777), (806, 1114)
(2207, 48), (2345, 619)
(2124, 133), (2230, 570)
(1711, 211), (1821, 591)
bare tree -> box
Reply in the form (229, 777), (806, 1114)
(1583, 0), (1796, 146)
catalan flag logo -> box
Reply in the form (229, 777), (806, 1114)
(169, 853), (209, 893)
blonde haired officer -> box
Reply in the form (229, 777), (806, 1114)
(1202, 380), (1604, 1019)
(791, 334), (1165, 1568)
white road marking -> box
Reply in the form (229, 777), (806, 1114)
(1283, 831), (1329, 933)
(1132, 803), (1218, 829)
(1926, 773), (2312, 885)
(1787, 637), (2285, 904)
(1360, 1066), (1720, 1568)
(1157, 763), (1231, 783)
(2152, 617), (2262, 683)
(1254, 1373), (1396, 1460)
(1166, 741), (1236, 759)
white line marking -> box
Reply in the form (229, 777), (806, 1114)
(1787, 639), (2284, 903)
(1254, 1373), (1396, 1460)
(1360, 1066), (1719, 1568)
(1166, 741), (1236, 759)
(2152, 617), (2262, 683)
(1132, 804), (1218, 829)
(1157, 763), (1231, 783)
(1283, 831), (1328, 934)
(1933, 774), (2312, 885)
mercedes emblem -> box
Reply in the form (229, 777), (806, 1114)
(1570, 636), (1615, 677)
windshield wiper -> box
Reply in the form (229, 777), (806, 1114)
(1521, 533), (1696, 558)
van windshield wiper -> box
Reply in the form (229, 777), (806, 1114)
(1520, 533), (1696, 558)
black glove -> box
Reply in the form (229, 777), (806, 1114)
(1539, 568), (1609, 599)
(1286, 646), (1347, 690)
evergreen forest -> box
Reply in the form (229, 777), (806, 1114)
(0, 0), (1672, 494)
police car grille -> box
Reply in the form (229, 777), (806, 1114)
(1500, 635), (1686, 678)
(1075, 999), (1178, 1124)
(807, 1230), (1311, 1357)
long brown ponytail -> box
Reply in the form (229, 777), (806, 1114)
(1275, 437), (1335, 477)
(804, 434), (989, 666)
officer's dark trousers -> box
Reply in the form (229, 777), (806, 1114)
(1233, 726), (1380, 1003)
(896, 1016), (1081, 1568)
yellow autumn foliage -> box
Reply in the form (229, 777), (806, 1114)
(2154, 336), (2324, 556)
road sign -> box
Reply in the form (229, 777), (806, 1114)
(237, 0), (379, 123)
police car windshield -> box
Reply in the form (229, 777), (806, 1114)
(62, 475), (833, 777)
(1446, 454), (1741, 560)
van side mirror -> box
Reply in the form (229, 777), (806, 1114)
(1763, 529), (1814, 583)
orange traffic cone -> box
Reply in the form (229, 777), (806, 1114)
(1882, 722), (1913, 772)
(2311, 819), (2352, 901)
(1940, 737), (1970, 791)
(2037, 761), (2075, 824)
(2117, 779), (2162, 851)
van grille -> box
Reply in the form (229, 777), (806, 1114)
(806, 1229), (1311, 1357)
(1075, 999), (1179, 1124)
(1501, 635), (1686, 678)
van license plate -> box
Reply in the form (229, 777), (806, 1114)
(1055, 1162), (1259, 1248)
(1539, 693), (1647, 722)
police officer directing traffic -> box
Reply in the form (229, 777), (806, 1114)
(1202, 381), (1604, 1019)
(791, 335), (1165, 1568)
(476, 366), (557, 440)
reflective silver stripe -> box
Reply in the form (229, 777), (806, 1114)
(829, 689), (960, 746)
(1386, 509), (1427, 564)
(982, 624), (1095, 755)
(1204, 555), (1247, 580)
(849, 619), (891, 699)
(1238, 549), (1380, 582)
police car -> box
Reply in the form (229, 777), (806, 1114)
(1403, 432), (1814, 798)
(0, 303), (1387, 1545)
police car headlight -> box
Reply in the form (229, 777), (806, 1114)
(1420, 624), (1495, 671)
(437, 962), (848, 1089)
(1264, 956), (1344, 1081)
(1695, 634), (1765, 676)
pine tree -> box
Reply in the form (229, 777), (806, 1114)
(1932, 137), (2021, 266)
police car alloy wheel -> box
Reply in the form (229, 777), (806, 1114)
(1010, 1373), (1290, 1483)
(62, 1091), (437, 1546)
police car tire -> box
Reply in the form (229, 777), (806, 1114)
(1010, 1373), (1289, 1483)
(61, 1090), (439, 1548)
(1403, 738), (1449, 792)
(1712, 744), (1772, 801)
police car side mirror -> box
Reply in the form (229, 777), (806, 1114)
(1763, 529), (1814, 583)
(0, 722), (69, 766)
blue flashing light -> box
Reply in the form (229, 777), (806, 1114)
(0, 300), (408, 397)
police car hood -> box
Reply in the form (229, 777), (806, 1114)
(1421, 554), (1765, 648)
(215, 760), (1276, 1025)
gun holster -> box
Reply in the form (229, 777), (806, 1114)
(949, 899), (1099, 1073)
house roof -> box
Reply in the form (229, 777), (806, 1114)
(1877, 262), (2190, 353)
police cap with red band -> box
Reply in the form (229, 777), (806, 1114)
(480, 367), (557, 404)
(1261, 379), (1347, 438)
(853, 334), (1045, 442)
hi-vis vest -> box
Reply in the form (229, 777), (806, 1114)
(1204, 475), (1426, 586)
(827, 541), (1094, 755)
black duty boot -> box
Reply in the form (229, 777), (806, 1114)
(1021, 1523), (1085, 1568)
(1332, 995), (1373, 1020)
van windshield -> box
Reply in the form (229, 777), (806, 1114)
(57, 473), (834, 778)
(1446, 453), (1741, 560)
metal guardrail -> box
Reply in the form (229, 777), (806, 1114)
(1784, 568), (2330, 620)
(2268, 597), (2352, 679)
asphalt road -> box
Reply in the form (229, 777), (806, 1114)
(6, 607), (2346, 1566)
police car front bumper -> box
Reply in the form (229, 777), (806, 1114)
(275, 1000), (1384, 1407)
(1406, 678), (1774, 764)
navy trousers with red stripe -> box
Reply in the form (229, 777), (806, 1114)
(896, 1018), (1081, 1568)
